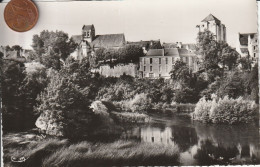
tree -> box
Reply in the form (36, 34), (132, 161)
(118, 45), (144, 63)
(32, 30), (77, 69)
(35, 68), (92, 137)
(196, 30), (239, 81)
(94, 45), (144, 66)
(1, 60), (27, 130)
(170, 60), (193, 87)
(239, 56), (253, 71)
(196, 30), (219, 70)
(11, 45), (23, 51)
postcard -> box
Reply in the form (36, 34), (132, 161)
(0, 0), (259, 166)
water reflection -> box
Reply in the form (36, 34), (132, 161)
(121, 114), (260, 165)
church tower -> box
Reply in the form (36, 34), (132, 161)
(82, 24), (95, 43)
(197, 14), (226, 42)
(80, 24), (95, 58)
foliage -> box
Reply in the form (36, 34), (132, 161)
(95, 45), (144, 66)
(1, 60), (27, 130)
(192, 95), (258, 124)
(129, 93), (151, 112)
(201, 68), (259, 103)
(238, 56), (253, 71)
(170, 60), (193, 87)
(196, 30), (239, 80)
(31, 30), (77, 69)
(35, 67), (92, 137)
(173, 87), (198, 104)
(3, 134), (180, 167)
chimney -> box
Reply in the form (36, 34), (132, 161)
(177, 42), (182, 48)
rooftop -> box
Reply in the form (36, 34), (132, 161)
(92, 34), (125, 48)
(201, 14), (221, 23)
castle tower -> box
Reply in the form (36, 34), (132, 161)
(197, 14), (226, 42)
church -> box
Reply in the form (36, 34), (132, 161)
(71, 24), (126, 60)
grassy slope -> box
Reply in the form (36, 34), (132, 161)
(3, 133), (180, 167)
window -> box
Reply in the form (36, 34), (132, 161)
(159, 65), (161, 72)
(150, 58), (153, 64)
(144, 66), (146, 71)
(150, 66), (153, 72)
(254, 46), (256, 50)
(254, 53), (256, 58)
(144, 58), (146, 64)
(166, 58), (168, 64)
(159, 58), (161, 64)
(149, 73), (154, 78)
(87, 31), (90, 37)
(172, 57), (174, 64)
(159, 74), (161, 77)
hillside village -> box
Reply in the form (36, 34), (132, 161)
(0, 14), (258, 79)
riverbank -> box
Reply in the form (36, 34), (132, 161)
(3, 132), (180, 167)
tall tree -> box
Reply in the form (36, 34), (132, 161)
(32, 30), (77, 69)
(170, 60), (193, 87)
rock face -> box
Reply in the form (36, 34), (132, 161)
(35, 111), (65, 136)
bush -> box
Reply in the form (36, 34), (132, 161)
(192, 97), (212, 123)
(129, 93), (151, 112)
(192, 95), (258, 124)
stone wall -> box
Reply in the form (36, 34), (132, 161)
(98, 63), (138, 77)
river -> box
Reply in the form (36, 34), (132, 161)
(120, 113), (260, 165)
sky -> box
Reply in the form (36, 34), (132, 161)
(0, 0), (257, 49)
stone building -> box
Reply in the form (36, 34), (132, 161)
(139, 44), (198, 79)
(196, 14), (226, 42)
(71, 24), (126, 61)
(236, 33), (258, 64)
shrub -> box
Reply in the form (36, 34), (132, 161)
(192, 95), (258, 124)
(192, 97), (212, 123)
(129, 93), (151, 112)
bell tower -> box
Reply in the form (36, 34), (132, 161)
(82, 24), (95, 44)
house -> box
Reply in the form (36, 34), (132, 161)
(71, 24), (126, 61)
(236, 33), (258, 65)
(196, 14), (226, 42)
(139, 45), (198, 79)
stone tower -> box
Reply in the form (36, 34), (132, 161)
(82, 24), (95, 43)
(80, 25), (95, 58)
(197, 14), (226, 42)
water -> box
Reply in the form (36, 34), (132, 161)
(120, 114), (260, 165)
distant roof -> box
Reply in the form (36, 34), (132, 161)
(164, 48), (179, 56)
(82, 25), (94, 31)
(178, 48), (190, 55)
(146, 49), (164, 56)
(146, 48), (194, 57)
(202, 14), (220, 23)
(127, 40), (162, 49)
(6, 50), (18, 58)
(182, 44), (196, 51)
(71, 35), (82, 45)
(92, 34), (125, 48)
(240, 48), (249, 54)
(239, 34), (249, 46)
(162, 43), (177, 49)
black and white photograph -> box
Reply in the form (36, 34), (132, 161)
(0, 0), (259, 166)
